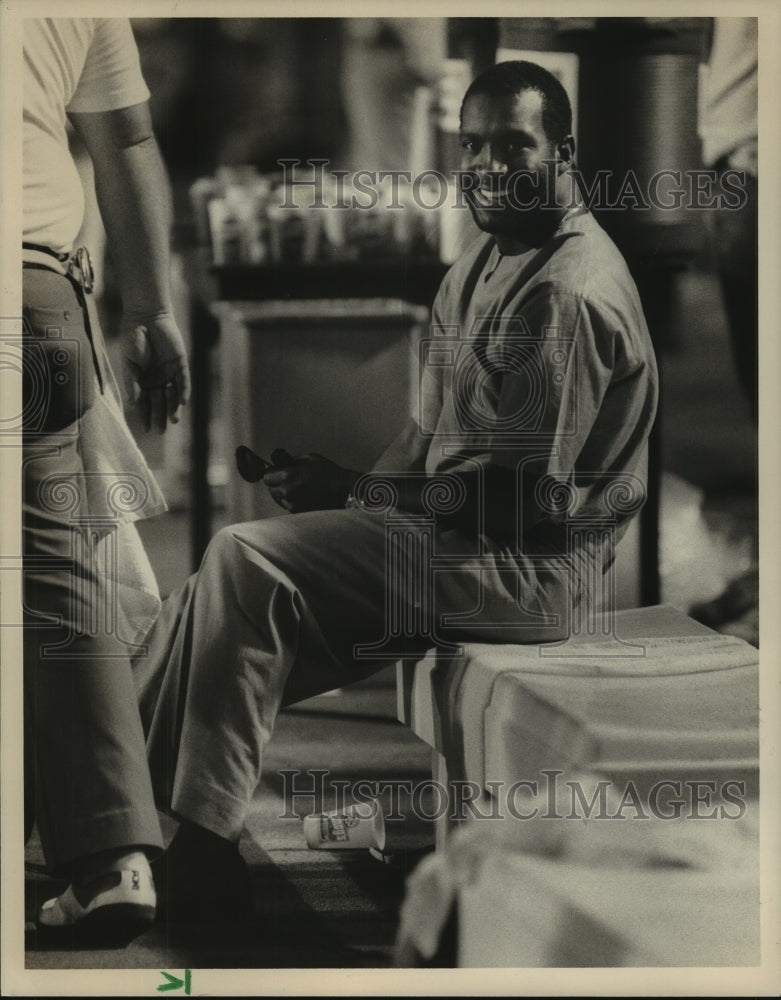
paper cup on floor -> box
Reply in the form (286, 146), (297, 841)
(304, 800), (386, 851)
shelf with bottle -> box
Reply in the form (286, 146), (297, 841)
(189, 163), (456, 269)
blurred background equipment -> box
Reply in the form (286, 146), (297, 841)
(25, 13), (762, 974)
(79, 15), (757, 629)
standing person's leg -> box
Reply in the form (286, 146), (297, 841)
(24, 453), (164, 941)
(691, 166), (759, 638)
(23, 267), (163, 940)
(24, 509), (165, 871)
(714, 166), (758, 422)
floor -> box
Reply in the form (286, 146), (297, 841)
(21, 265), (760, 973)
(24, 668), (435, 971)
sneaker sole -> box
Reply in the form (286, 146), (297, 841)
(33, 902), (156, 949)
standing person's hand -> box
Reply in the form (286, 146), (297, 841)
(121, 312), (191, 433)
(264, 453), (358, 513)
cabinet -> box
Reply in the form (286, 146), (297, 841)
(212, 298), (430, 523)
(184, 253), (448, 565)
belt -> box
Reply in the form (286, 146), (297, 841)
(22, 242), (95, 293)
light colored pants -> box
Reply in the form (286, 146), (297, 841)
(23, 266), (164, 874)
(135, 508), (575, 841)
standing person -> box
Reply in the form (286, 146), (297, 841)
(689, 17), (758, 640)
(700, 16), (757, 421)
(135, 60), (658, 919)
(23, 18), (189, 943)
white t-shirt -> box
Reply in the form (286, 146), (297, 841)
(23, 18), (151, 253)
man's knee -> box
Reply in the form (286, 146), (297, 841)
(202, 524), (244, 569)
(206, 516), (305, 568)
(201, 522), (282, 581)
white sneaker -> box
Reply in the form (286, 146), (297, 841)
(36, 866), (156, 945)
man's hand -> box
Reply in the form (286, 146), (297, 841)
(264, 453), (359, 513)
(121, 312), (191, 434)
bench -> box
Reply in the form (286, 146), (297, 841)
(394, 603), (760, 966)
(396, 604), (759, 847)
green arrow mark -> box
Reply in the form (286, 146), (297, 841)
(158, 969), (191, 994)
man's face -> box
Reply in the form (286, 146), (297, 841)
(459, 88), (559, 238)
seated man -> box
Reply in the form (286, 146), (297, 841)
(135, 60), (658, 917)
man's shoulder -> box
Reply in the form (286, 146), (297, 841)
(67, 18), (149, 116)
(532, 212), (641, 312)
(518, 214), (654, 370)
(24, 18), (95, 63)
(546, 211), (628, 276)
